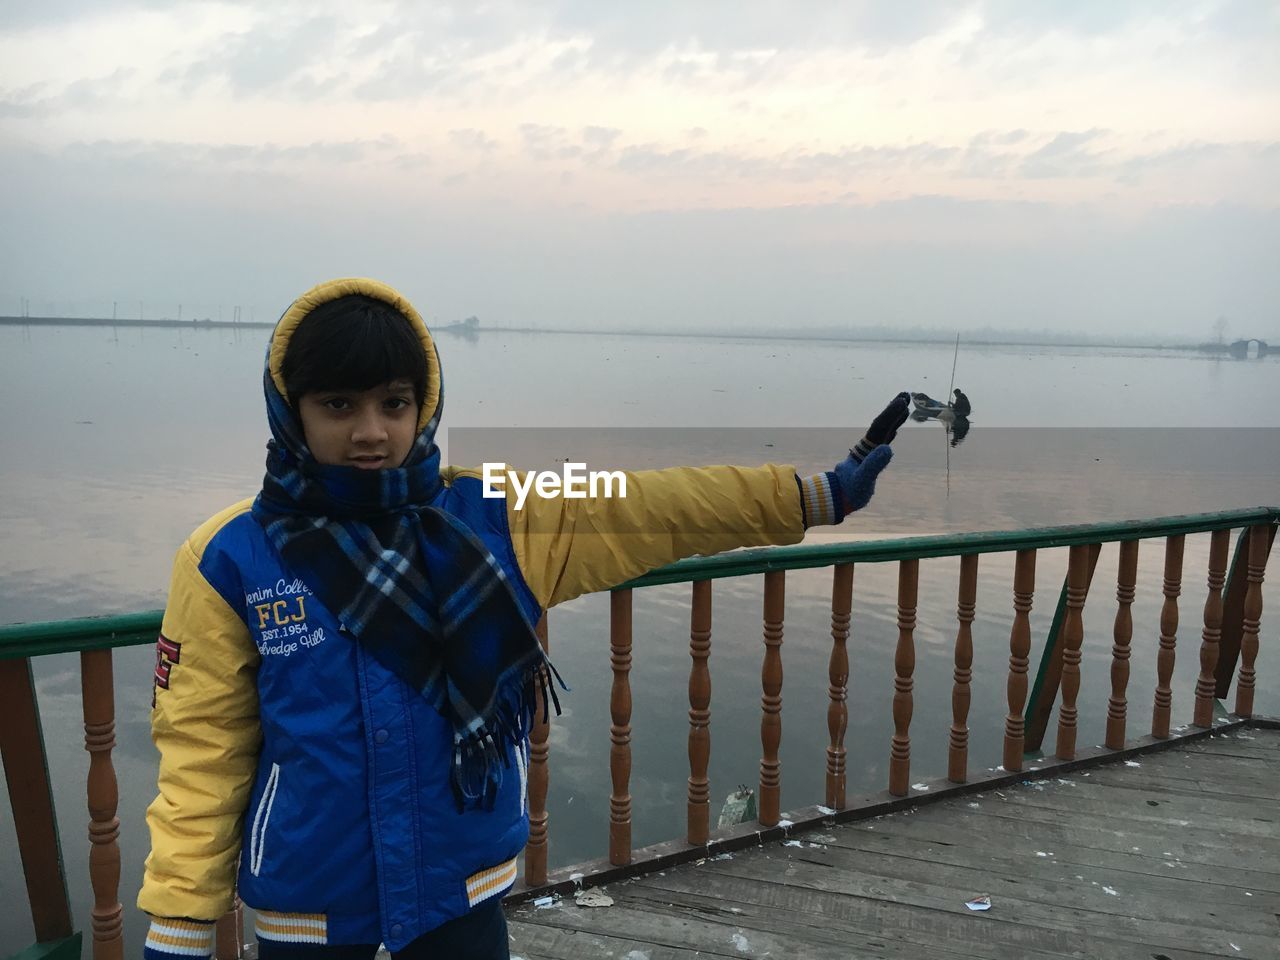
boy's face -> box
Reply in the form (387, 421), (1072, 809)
(296, 379), (419, 470)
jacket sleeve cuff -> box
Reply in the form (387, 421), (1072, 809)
(796, 471), (846, 528)
(144, 918), (215, 959)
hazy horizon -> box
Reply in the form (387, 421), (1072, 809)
(2, 2), (1277, 341)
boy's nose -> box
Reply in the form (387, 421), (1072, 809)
(351, 408), (389, 443)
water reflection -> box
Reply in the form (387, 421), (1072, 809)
(2, 326), (1279, 954)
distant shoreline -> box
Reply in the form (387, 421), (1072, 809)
(0, 315), (276, 329)
(0, 315), (1254, 353)
(0, 316), (474, 334)
(478, 323), (1214, 352)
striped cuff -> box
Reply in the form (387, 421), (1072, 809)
(466, 855), (519, 908)
(255, 910), (328, 945)
(797, 472), (846, 527)
(851, 437), (876, 463)
(144, 918), (215, 959)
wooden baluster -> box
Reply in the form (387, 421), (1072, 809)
(609, 590), (633, 865)
(1235, 524), (1269, 717)
(825, 564), (853, 809)
(1152, 535), (1185, 738)
(1194, 529), (1231, 727)
(81, 649), (123, 960)
(1002, 550), (1037, 772)
(687, 580), (713, 845)
(949, 554), (978, 783)
(524, 614), (550, 886)
(888, 560), (918, 797)
(214, 900), (244, 960)
(1055, 545), (1091, 760)
(0, 658), (74, 946)
(758, 571), (785, 826)
(1106, 540), (1139, 750)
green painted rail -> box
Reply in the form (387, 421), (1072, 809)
(3, 507), (1276, 660)
(616, 506), (1277, 589)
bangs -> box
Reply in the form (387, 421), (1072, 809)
(282, 295), (428, 404)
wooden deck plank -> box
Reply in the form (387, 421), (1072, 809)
(627, 874), (1089, 960)
(632, 869), (1234, 960)
(1080, 765), (1277, 801)
(1177, 735), (1280, 762)
(1141, 745), (1280, 781)
(699, 838), (1277, 938)
(848, 801), (1271, 872)
(505, 918), (708, 960)
(507, 726), (1280, 960)
(689, 846), (1276, 956)
(1003, 762), (1274, 814)
(819, 821), (1280, 894)
(511, 896), (973, 960)
(988, 779), (1279, 841)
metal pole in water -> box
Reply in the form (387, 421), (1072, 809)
(947, 332), (960, 399)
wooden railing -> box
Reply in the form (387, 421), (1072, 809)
(516, 507), (1276, 890)
(1, 507), (1275, 959)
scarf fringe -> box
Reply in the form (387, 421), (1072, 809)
(450, 651), (569, 812)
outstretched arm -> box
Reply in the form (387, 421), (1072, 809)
(507, 393), (910, 608)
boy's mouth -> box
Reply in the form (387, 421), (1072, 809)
(349, 454), (389, 469)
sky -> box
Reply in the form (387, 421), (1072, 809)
(1, 0), (1278, 339)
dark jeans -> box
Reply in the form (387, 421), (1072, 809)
(255, 900), (509, 960)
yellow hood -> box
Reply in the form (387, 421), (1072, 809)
(268, 277), (442, 434)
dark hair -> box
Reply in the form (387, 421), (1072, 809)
(281, 295), (428, 406)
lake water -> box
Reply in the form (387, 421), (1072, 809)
(1, 323), (1278, 953)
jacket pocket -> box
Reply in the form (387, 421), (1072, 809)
(249, 762), (281, 877)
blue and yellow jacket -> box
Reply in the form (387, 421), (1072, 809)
(139, 277), (849, 957)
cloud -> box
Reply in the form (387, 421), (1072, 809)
(520, 123), (576, 162)
(603, 133), (1037, 184)
(1114, 139), (1280, 187)
(0, 82), (48, 118)
(581, 125), (621, 149)
(351, 47), (470, 101)
(6, 0), (1253, 53)
(46, 136), (401, 180)
(449, 128), (498, 152)
(0, 69), (134, 118)
(0, 0), (174, 31)
(970, 129), (1029, 148)
(541, 0), (962, 59)
(977, 0), (1166, 38)
(1019, 128), (1111, 179)
(169, 15), (339, 97)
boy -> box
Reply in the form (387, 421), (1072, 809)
(139, 277), (907, 959)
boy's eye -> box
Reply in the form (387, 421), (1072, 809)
(322, 397), (352, 411)
(385, 397), (413, 411)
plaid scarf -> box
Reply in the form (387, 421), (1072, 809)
(251, 340), (560, 811)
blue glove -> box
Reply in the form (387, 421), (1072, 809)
(836, 392), (909, 511)
(797, 392), (908, 525)
(834, 444), (894, 513)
